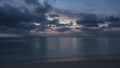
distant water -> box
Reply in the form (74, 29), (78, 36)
(0, 37), (120, 62)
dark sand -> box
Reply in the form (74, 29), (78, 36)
(1, 59), (120, 68)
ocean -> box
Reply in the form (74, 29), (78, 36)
(0, 37), (120, 62)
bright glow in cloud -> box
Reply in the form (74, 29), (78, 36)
(34, 23), (40, 26)
(58, 15), (77, 24)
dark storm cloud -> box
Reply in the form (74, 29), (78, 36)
(24, 0), (40, 5)
(76, 14), (100, 27)
(109, 22), (120, 27)
(106, 16), (120, 22)
(54, 9), (103, 27)
(55, 8), (120, 27)
(0, 0), (52, 27)
(0, 3), (33, 27)
(107, 16), (120, 27)
(24, 0), (52, 14)
(54, 9), (80, 19)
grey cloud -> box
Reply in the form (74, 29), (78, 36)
(0, 0), (52, 28)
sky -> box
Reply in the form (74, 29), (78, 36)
(49, 0), (120, 15)
(0, 0), (120, 34)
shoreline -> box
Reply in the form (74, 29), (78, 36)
(1, 59), (120, 68)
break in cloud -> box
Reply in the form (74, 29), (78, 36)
(52, 0), (120, 16)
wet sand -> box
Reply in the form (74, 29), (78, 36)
(1, 59), (120, 68)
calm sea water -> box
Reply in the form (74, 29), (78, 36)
(0, 37), (120, 62)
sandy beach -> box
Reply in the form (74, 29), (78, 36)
(1, 59), (120, 68)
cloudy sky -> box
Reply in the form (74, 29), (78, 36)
(0, 0), (120, 34)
